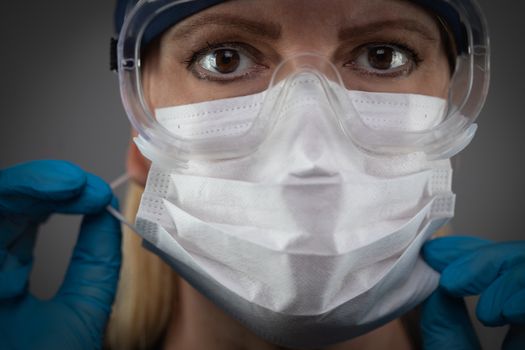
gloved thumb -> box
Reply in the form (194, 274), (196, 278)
(54, 197), (122, 339)
(422, 236), (491, 273)
(421, 287), (481, 350)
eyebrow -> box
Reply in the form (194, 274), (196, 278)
(338, 19), (439, 42)
(170, 14), (438, 44)
(170, 14), (282, 41)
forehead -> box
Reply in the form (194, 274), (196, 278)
(175, 0), (438, 29)
(222, 0), (430, 19)
(167, 0), (441, 46)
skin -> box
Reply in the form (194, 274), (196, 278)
(142, 0), (450, 106)
(129, 0), (452, 348)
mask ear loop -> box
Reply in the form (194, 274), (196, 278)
(106, 173), (144, 236)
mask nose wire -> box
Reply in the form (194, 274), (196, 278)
(106, 173), (143, 236)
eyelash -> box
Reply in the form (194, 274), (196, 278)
(345, 40), (423, 77)
(183, 41), (264, 81)
(183, 40), (423, 80)
(183, 41), (225, 67)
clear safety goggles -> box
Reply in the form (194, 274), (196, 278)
(117, 0), (490, 163)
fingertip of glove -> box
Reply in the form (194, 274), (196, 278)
(86, 173), (113, 204)
(439, 266), (471, 297)
(110, 195), (120, 211)
(480, 274), (525, 326)
(0, 160), (87, 199)
(422, 236), (492, 272)
(60, 173), (114, 214)
(421, 238), (452, 272)
(476, 301), (506, 327)
(78, 204), (123, 258)
(84, 204), (123, 232)
(503, 290), (525, 323)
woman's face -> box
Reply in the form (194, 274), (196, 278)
(142, 0), (451, 112)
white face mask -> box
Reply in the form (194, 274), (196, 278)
(134, 76), (458, 348)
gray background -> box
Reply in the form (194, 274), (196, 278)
(0, 1), (523, 349)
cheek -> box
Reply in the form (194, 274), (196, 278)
(422, 52), (451, 99)
(142, 43), (200, 110)
(142, 62), (187, 109)
(418, 44), (453, 98)
(143, 60), (228, 108)
(393, 51), (451, 98)
(126, 140), (151, 187)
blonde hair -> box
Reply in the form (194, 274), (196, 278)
(105, 182), (177, 350)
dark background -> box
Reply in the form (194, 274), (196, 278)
(0, 1), (523, 349)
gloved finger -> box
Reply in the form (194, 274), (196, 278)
(0, 231), (37, 299)
(1, 166), (112, 250)
(0, 160), (86, 215)
(1, 225), (37, 266)
(440, 242), (525, 297)
(502, 325), (525, 350)
(53, 173), (113, 215)
(421, 287), (481, 350)
(0, 161), (112, 218)
(503, 289), (525, 324)
(0, 255), (32, 298)
(421, 236), (491, 273)
(476, 261), (525, 326)
(54, 197), (122, 324)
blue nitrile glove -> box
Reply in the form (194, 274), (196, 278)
(0, 160), (122, 350)
(421, 236), (525, 350)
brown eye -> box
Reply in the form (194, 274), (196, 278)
(348, 44), (415, 77)
(212, 49), (241, 74)
(191, 43), (268, 82)
(368, 47), (400, 70)
(198, 48), (248, 75)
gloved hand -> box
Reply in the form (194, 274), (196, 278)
(0, 160), (122, 350)
(420, 236), (525, 350)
